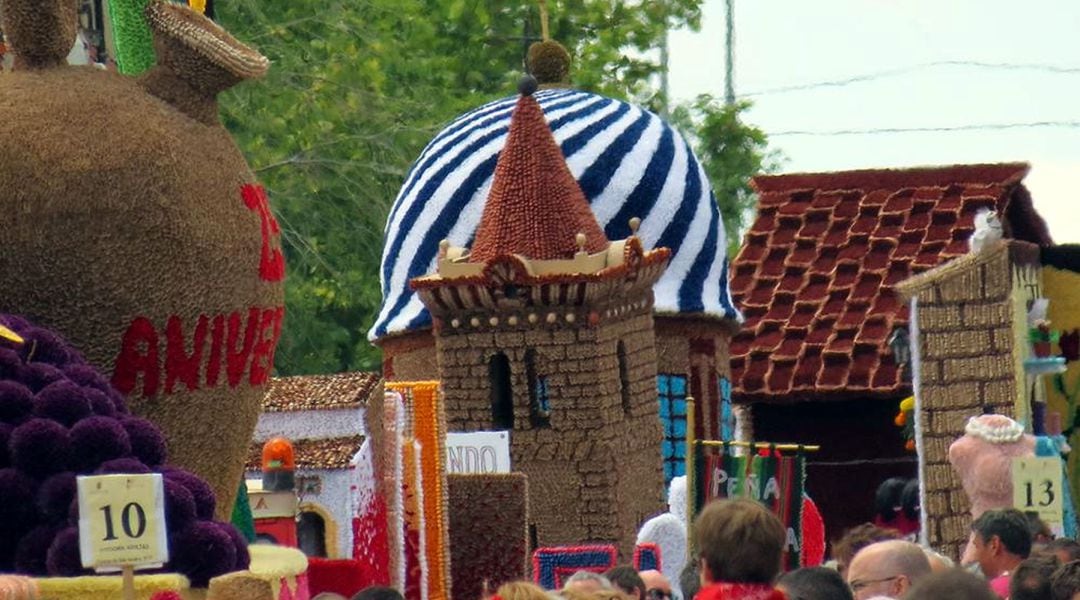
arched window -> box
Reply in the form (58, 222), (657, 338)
(617, 341), (632, 416)
(525, 349), (550, 428)
(490, 352), (514, 429)
(297, 511), (327, 558)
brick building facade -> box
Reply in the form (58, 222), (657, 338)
(897, 242), (1042, 558)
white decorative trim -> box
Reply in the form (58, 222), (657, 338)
(909, 296), (929, 546)
(413, 440), (429, 600)
(963, 415), (1025, 444)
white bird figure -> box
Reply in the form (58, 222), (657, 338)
(969, 208), (1004, 254)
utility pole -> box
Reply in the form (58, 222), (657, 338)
(724, 0), (735, 105)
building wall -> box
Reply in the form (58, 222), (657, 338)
(379, 330), (439, 382)
(433, 295), (663, 558)
(903, 245), (1031, 559)
(247, 468), (353, 559)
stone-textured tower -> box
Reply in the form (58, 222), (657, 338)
(412, 78), (669, 555)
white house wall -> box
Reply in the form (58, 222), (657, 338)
(254, 407), (367, 442)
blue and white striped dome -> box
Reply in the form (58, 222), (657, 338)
(370, 89), (741, 341)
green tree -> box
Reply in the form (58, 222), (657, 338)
(216, 0), (772, 375)
(669, 97), (780, 257)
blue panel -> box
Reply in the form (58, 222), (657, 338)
(672, 398), (686, 417)
(671, 375), (687, 396)
(673, 418), (686, 437)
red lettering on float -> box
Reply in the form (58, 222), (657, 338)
(164, 315), (208, 394)
(205, 314), (225, 388)
(241, 184), (286, 282)
(112, 316), (160, 397)
(249, 306), (284, 385)
(111, 306), (284, 398)
(226, 308), (260, 388)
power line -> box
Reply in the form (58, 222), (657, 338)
(770, 120), (1080, 137)
(742, 60), (1080, 98)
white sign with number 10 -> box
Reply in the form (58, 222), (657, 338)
(77, 473), (169, 572)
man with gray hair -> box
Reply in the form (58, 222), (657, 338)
(563, 571), (613, 595)
(845, 540), (932, 600)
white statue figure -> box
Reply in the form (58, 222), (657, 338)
(969, 208), (1003, 254)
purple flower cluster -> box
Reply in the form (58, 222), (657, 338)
(0, 315), (249, 586)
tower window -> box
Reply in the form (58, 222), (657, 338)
(525, 349), (551, 428)
(720, 376), (735, 441)
(618, 341), (632, 416)
(489, 352), (514, 429)
(657, 374), (688, 486)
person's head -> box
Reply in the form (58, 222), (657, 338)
(314, 594), (348, 600)
(1043, 539), (1080, 565)
(831, 523), (903, 578)
(921, 547), (954, 573)
(903, 568), (997, 600)
(679, 561), (701, 600)
(497, 581), (552, 600)
(1025, 511), (1053, 544)
(639, 570), (672, 600)
(351, 588), (403, 600)
(844, 540), (931, 600)
(776, 567), (854, 600)
(1010, 555), (1061, 600)
(1051, 559), (1080, 600)
(970, 508), (1032, 577)
(873, 478), (907, 523)
(604, 566), (645, 600)
(899, 479), (919, 521)
(693, 499), (785, 585)
(563, 571), (613, 595)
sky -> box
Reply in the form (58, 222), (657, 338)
(668, 0), (1080, 243)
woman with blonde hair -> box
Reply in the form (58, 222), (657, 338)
(498, 581), (556, 600)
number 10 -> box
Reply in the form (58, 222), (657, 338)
(100, 502), (147, 541)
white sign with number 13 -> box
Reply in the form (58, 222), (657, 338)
(77, 473), (169, 572)
(1012, 457), (1064, 527)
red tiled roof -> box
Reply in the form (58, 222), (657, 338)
(247, 435), (365, 471)
(262, 372), (381, 412)
(730, 163), (1050, 403)
(469, 90), (609, 263)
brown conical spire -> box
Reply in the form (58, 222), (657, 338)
(469, 76), (609, 264)
(0, 0), (78, 70)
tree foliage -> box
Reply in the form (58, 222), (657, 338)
(216, 0), (774, 376)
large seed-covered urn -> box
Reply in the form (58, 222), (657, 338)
(0, 0), (284, 519)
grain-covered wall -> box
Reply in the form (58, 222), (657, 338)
(899, 243), (1034, 559)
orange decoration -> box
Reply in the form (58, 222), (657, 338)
(894, 412), (906, 427)
(261, 437), (295, 471)
(388, 381), (450, 600)
(905, 439), (916, 451)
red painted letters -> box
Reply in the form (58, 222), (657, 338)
(241, 184), (286, 282)
(111, 306), (285, 397)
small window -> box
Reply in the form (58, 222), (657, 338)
(618, 341), (632, 415)
(719, 377), (735, 441)
(525, 349), (550, 428)
(657, 374), (688, 486)
(490, 353), (514, 429)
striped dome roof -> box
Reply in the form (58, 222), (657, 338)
(370, 88), (741, 341)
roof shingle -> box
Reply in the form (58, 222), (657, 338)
(730, 163), (1050, 403)
(261, 372), (381, 412)
(247, 435), (365, 471)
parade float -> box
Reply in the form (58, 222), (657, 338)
(0, 0), (302, 596)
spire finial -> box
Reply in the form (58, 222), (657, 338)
(518, 74), (539, 97)
(576, 233), (588, 253)
(629, 217), (641, 235)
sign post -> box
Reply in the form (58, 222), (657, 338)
(77, 473), (169, 600)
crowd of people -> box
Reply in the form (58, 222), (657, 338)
(320, 499), (1080, 600)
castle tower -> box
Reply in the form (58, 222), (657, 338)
(412, 78), (669, 555)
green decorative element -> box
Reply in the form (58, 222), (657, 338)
(1031, 325), (1062, 344)
(231, 478), (257, 543)
(108, 0), (157, 75)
